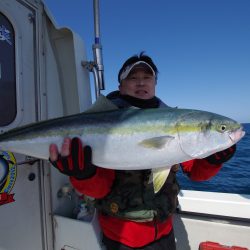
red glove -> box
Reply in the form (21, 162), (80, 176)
(205, 144), (236, 165)
(49, 138), (96, 180)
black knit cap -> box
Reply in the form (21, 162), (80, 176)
(118, 52), (159, 83)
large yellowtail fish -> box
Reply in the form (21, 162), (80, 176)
(0, 95), (245, 170)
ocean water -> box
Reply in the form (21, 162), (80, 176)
(176, 123), (250, 195)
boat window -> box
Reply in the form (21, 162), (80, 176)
(0, 12), (17, 126)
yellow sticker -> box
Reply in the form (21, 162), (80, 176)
(0, 151), (17, 206)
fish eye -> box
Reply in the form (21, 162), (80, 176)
(218, 124), (227, 132)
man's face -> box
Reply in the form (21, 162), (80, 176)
(119, 67), (156, 99)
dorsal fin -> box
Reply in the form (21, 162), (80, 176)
(84, 94), (119, 113)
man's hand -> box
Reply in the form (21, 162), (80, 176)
(49, 137), (96, 179)
(205, 144), (236, 165)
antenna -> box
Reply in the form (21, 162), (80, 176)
(82, 0), (105, 99)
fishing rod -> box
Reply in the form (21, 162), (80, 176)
(82, 0), (105, 99)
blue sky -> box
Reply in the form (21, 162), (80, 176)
(44, 0), (250, 123)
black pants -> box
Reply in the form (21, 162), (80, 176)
(102, 229), (176, 250)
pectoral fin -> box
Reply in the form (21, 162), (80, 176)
(139, 136), (174, 149)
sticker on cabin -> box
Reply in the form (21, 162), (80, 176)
(0, 151), (16, 206)
(0, 25), (12, 45)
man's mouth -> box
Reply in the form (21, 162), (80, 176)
(135, 90), (148, 95)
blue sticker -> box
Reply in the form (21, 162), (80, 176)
(0, 25), (12, 45)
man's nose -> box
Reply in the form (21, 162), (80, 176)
(136, 78), (145, 86)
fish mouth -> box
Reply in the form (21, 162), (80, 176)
(229, 127), (245, 143)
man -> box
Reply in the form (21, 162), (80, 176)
(49, 52), (236, 250)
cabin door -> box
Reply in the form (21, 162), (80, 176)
(0, 1), (46, 250)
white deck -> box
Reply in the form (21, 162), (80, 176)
(52, 191), (250, 250)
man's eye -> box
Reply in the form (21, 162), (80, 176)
(129, 76), (137, 80)
(145, 76), (153, 80)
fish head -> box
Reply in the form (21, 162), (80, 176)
(176, 110), (245, 159)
